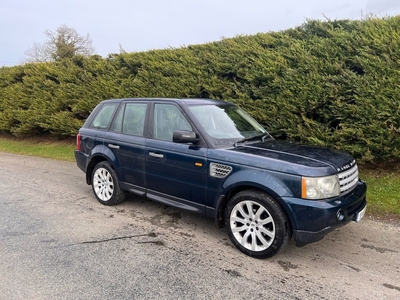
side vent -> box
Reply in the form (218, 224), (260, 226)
(210, 163), (232, 178)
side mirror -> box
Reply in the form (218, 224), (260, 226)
(173, 130), (200, 144)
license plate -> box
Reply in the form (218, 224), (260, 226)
(355, 205), (367, 222)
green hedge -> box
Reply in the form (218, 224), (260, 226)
(0, 16), (399, 162)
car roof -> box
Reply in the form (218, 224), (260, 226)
(100, 98), (234, 106)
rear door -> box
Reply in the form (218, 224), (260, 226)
(145, 102), (207, 212)
(104, 101), (148, 195)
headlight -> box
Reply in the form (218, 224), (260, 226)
(301, 175), (340, 200)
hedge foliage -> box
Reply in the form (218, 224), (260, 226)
(0, 16), (399, 162)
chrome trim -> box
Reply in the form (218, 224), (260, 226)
(339, 164), (359, 195)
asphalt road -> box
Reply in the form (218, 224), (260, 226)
(1, 152), (399, 300)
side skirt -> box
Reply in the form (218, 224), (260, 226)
(121, 182), (206, 215)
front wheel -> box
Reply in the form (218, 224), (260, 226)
(91, 161), (126, 205)
(224, 190), (292, 258)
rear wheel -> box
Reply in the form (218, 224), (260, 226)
(225, 190), (291, 258)
(91, 161), (126, 205)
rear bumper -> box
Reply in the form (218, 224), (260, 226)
(74, 150), (88, 173)
(283, 180), (367, 246)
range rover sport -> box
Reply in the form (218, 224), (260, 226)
(75, 98), (367, 258)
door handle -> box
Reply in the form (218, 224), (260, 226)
(108, 144), (120, 149)
(149, 152), (164, 159)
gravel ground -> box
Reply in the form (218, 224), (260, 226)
(1, 152), (399, 299)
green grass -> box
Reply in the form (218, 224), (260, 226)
(0, 135), (76, 161)
(359, 166), (400, 221)
(0, 136), (399, 220)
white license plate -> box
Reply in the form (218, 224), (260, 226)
(355, 205), (367, 222)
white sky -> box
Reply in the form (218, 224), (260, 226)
(1, 0), (400, 66)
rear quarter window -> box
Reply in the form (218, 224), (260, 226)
(90, 103), (118, 130)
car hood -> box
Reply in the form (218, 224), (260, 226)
(223, 140), (355, 177)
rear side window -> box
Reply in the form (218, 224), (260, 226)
(90, 103), (118, 129)
(111, 103), (147, 136)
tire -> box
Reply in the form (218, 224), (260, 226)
(91, 161), (126, 206)
(224, 190), (292, 258)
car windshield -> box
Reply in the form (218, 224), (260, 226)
(188, 104), (272, 146)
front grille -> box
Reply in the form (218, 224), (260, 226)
(339, 164), (359, 195)
(210, 163), (232, 178)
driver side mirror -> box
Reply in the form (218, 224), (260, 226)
(173, 130), (200, 144)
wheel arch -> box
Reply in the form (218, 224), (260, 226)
(86, 146), (118, 185)
(215, 183), (294, 231)
(213, 169), (298, 229)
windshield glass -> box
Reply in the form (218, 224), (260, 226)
(188, 104), (271, 146)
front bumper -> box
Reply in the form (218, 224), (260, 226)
(282, 180), (367, 246)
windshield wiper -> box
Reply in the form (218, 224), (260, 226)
(234, 134), (273, 147)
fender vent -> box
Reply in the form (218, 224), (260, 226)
(210, 163), (232, 178)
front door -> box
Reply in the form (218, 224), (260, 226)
(145, 103), (207, 212)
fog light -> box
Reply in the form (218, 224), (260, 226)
(336, 209), (345, 221)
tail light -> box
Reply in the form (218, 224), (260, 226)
(77, 133), (81, 151)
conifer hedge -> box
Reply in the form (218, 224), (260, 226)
(0, 16), (399, 162)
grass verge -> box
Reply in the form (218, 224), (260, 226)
(359, 164), (400, 222)
(0, 135), (399, 221)
(0, 135), (76, 161)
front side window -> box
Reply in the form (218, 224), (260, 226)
(153, 104), (192, 141)
(90, 103), (118, 129)
(188, 104), (269, 146)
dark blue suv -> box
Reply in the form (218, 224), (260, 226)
(75, 98), (367, 258)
